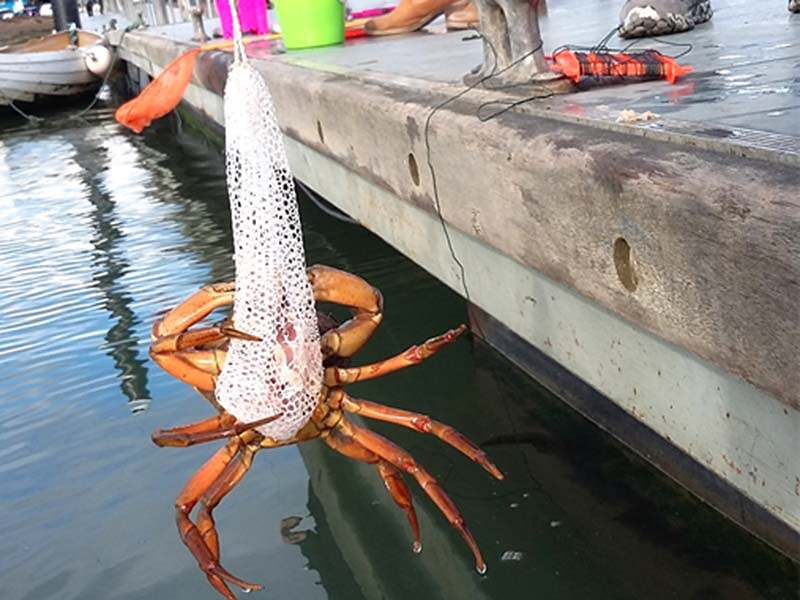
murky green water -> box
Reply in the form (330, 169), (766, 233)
(1, 108), (796, 600)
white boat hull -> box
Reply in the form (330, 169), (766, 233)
(0, 31), (103, 106)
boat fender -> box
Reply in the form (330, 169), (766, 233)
(84, 45), (113, 78)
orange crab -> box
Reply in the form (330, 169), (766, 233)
(149, 264), (503, 600)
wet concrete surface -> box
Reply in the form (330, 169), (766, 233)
(137, 0), (799, 145)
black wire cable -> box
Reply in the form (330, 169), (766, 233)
(422, 3), (554, 328)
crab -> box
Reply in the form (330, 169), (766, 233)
(149, 264), (504, 600)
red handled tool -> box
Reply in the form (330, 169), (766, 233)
(549, 49), (692, 84)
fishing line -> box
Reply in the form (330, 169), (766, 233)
(423, 2), (553, 336)
(551, 23), (694, 57)
(423, 21), (695, 313)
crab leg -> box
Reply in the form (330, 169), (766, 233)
(150, 326), (258, 392)
(340, 395), (503, 480)
(174, 439), (263, 599)
(150, 350), (223, 391)
(376, 460), (422, 553)
(195, 444), (258, 593)
(324, 427), (422, 552)
(154, 414), (234, 443)
(340, 418), (487, 574)
(308, 265), (384, 358)
(325, 325), (467, 386)
(153, 412), (282, 447)
(153, 282), (234, 339)
(149, 283), (241, 391)
(151, 325), (260, 355)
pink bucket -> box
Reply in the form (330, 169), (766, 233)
(216, 0), (269, 38)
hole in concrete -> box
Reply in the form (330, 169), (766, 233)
(408, 153), (420, 186)
(316, 120), (325, 144)
(613, 237), (638, 292)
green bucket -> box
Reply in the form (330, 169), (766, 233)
(275, 0), (345, 50)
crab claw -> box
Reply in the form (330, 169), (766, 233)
(233, 413), (283, 435)
(220, 326), (262, 342)
(152, 413), (283, 448)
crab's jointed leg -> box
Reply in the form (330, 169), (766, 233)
(150, 326), (261, 392)
(150, 325), (260, 355)
(149, 325), (259, 392)
(174, 439), (263, 600)
(340, 395), (503, 480)
(309, 265), (384, 358)
(153, 414), (235, 446)
(150, 283), (238, 391)
(376, 459), (422, 553)
(324, 427), (422, 552)
(195, 444), (258, 577)
(153, 282), (235, 339)
(325, 325), (467, 386)
(150, 349), (223, 391)
(153, 412), (283, 447)
(339, 418), (487, 574)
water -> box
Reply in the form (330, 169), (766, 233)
(0, 108), (796, 600)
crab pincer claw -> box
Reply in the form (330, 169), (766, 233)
(221, 326), (262, 342)
(437, 324), (467, 346)
(234, 412), (284, 434)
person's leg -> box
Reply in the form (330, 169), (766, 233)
(365, 0), (477, 36)
(444, 0), (479, 30)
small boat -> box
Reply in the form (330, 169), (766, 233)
(0, 29), (112, 106)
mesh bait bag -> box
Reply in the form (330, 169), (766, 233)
(214, 7), (323, 440)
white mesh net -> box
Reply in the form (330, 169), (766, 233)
(215, 30), (323, 441)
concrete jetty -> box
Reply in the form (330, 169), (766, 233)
(110, 0), (800, 561)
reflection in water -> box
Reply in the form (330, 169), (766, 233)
(80, 149), (152, 412)
(295, 491), (369, 600)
